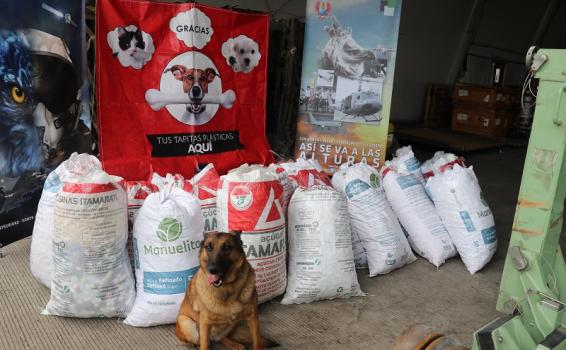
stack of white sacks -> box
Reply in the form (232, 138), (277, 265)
(384, 146), (497, 273)
(29, 148), (497, 320)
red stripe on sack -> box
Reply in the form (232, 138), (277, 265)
(381, 167), (391, 177)
(63, 182), (118, 194)
(439, 159), (461, 173)
(422, 171), (434, 179)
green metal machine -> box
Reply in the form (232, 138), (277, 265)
(472, 48), (566, 350)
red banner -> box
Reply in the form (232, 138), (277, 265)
(96, 0), (273, 180)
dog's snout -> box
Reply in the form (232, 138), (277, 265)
(207, 264), (220, 275)
(191, 86), (202, 98)
(244, 58), (250, 66)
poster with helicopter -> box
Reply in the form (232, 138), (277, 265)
(295, 0), (401, 173)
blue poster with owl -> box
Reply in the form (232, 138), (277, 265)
(0, 1), (92, 245)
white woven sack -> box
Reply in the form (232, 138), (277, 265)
(331, 162), (367, 269)
(381, 163), (456, 267)
(282, 186), (364, 304)
(343, 163), (416, 276)
(217, 164), (286, 303)
(30, 153), (102, 288)
(124, 188), (204, 326)
(426, 164), (497, 274)
(43, 161), (135, 318)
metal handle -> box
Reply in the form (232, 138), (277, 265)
(553, 83), (566, 126)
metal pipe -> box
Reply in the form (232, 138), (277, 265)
(446, 0), (487, 85)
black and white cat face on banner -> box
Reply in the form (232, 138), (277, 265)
(107, 25), (155, 69)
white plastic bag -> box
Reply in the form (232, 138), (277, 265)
(381, 163), (456, 267)
(124, 188), (204, 327)
(341, 163), (416, 276)
(282, 186), (364, 304)
(217, 164), (286, 303)
(427, 165), (497, 274)
(43, 161), (135, 318)
(30, 153), (102, 288)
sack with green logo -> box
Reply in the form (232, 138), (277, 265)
(124, 187), (203, 327)
(337, 163), (416, 276)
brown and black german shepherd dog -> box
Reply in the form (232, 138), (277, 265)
(176, 231), (278, 350)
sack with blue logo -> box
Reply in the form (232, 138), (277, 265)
(337, 163), (416, 276)
(381, 161), (456, 268)
(332, 163), (368, 269)
(426, 164), (497, 274)
(124, 187), (203, 327)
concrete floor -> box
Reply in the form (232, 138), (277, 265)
(0, 146), (528, 350)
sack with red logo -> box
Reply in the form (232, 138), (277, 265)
(96, 0), (273, 180)
(217, 164), (286, 303)
(268, 163), (292, 214)
(190, 164), (220, 234)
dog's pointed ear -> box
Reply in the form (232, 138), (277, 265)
(204, 68), (219, 82)
(229, 230), (242, 236)
(229, 230), (244, 248)
(165, 65), (187, 80)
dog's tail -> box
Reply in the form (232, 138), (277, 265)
(229, 322), (280, 348)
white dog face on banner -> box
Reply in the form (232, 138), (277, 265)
(221, 35), (261, 73)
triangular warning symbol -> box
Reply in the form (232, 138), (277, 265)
(199, 186), (216, 200)
(267, 198), (281, 222)
(255, 187), (285, 230)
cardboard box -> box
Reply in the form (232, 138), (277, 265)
(452, 106), (514, 137)
(453, 85), (520, 110)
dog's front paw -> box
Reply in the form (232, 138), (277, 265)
(221, 338), (247, 350)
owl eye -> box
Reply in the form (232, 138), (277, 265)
(10, 85), (25, 104)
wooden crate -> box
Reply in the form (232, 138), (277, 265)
(452, 106), (514, 137)
(453, 85), (520, 110)
(423, 84), (453, 127)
